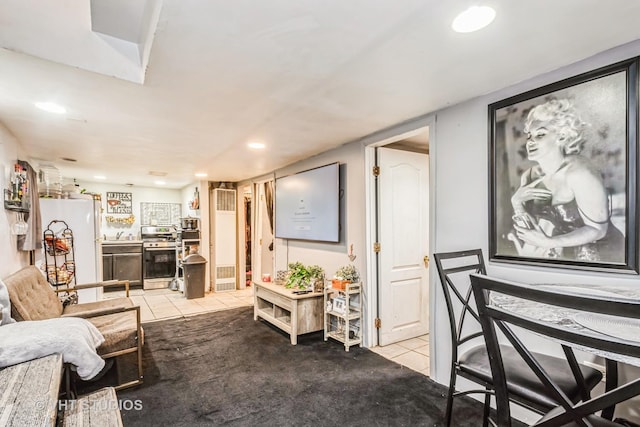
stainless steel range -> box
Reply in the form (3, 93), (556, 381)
(141, 225), (177, 290)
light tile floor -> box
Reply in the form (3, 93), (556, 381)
(103, 286), (430, 377)
(368, 335), (430, 377)
(103, 286), (254, 323)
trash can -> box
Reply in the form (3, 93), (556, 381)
(183, 254), (207, 299)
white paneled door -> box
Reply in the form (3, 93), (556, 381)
(378, 147), (429, 346)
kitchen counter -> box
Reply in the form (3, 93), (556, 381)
(102, 240), (144, 245)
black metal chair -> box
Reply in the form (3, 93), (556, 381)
(470, 273), (640, 427)
(433, 249), (602, 426)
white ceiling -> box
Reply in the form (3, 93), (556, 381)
(1, 0), (640, 189)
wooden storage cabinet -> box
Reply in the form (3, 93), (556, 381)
(253, 281), (324, 345)
(324, 282), (362, 351)
(102, 243), (143, 287)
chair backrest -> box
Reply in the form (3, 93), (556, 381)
(433, 249), (487, 361)
(4, 266), (63, 321)
(470, 274), (640, 427)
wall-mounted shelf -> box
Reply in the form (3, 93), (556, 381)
(4, 163), (30, 213)
(4, 189), (29, 213)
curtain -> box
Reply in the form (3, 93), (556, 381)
(263, 181), (274, 251)
(17, 161), (42, 253)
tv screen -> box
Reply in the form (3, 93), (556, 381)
(275, 162), (339, 242)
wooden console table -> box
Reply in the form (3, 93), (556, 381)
(0, 353), (63, 426)
(253, 281), (324, 345)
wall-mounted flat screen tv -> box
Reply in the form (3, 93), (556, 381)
(275, 162), (339, 242)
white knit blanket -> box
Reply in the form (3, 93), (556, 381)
(0, 317), (105, 380)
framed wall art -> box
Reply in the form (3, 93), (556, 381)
(488, 57), (638, 273)
(106, 191), (133, 214)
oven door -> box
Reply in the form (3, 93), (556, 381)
(143, 247), (177, 279)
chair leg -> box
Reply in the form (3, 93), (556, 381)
(483, 389), (491, 427)
(61, 363), (77, 400)
(445, 368), (457, 426)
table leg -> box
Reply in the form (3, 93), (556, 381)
(291, 301), (298, 345)
(253, 292), (258, 320)
(601, 358), (618, 420)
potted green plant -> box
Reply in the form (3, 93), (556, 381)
(333, 264), (360, 290)
(307, 264), (325, 292)
(285, 262), (324, 291)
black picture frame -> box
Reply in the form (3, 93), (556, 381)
(488, 57), (638, 273)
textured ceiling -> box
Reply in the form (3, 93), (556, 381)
(1, 0), (640, 189)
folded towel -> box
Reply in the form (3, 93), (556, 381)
(0, 317), (105, 380)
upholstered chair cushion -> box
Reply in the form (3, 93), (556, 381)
(4, 266), (63, 321)
(459, 344), (602, 410)
(87, 311), (143, 355)
(62, 297), (144, 353)
(0, 279), (17, 325)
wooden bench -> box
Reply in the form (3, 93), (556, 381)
(0, 354), (63, 426)
(62, 387), (123, 427)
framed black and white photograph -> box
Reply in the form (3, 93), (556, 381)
(488, 57), (638, 273)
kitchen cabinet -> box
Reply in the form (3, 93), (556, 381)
(102, 242), (143, 288)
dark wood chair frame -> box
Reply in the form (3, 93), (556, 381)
(434, 249), (599, 426)
(470, 273), (640, 427)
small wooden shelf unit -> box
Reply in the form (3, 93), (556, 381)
(324, 282), (362, 351)
(253, 281), (324, 345)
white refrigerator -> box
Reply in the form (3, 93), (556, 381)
(39, 198), (103, 303)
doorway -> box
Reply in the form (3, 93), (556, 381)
(377, 145), (430, 346)
(364, 121), (432, 352)
(237, 183), (253, 289)
(252, 179), (274, 284)
(244, 193), (252, 287)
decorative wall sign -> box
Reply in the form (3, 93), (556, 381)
(488, 57), (638, 273)
(140, 202), (182, 225)
(106, 192), (133, 214)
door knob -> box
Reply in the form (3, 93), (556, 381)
(423, 255), (429, 267)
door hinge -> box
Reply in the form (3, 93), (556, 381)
(373, 242), (381, 253)
(374, 318), (381, 329)
(372, 166), (380, 177)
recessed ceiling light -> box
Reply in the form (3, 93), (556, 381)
(452, 5), (496, 33)
(155, 180), (166, 185)
(248, 141), (266, 149)
(94, 175), (107, 180)
(149, 171), (168, 177)
(35, 101), (67, 114)
(195, 172), (208, 178)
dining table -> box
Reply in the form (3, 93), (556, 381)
(0, 353), (63, 426)
(490, 282), (640, 421)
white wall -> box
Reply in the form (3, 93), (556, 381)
(0, 123), (30, 277)
(273, 143), (366, 282)
(265, 142), (369, 338)
(430, 40), (640, 421)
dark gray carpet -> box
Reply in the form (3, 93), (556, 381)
(114, 307), (488, 426)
